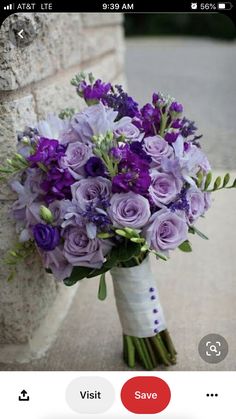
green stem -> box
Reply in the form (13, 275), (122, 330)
(140, 339), (154, 370)
(132, 337), (150, 370)
(145, 338), (157, 368)
(125, 335), (136, 368)
(150, 336), (171, 366)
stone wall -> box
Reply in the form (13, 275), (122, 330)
(0, 13), (125, 361)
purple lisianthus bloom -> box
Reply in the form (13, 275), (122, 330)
(36, 113), (70, 142)
(71, 103), (118, 145)
(144, 208), (188, 253)
(41, 167), (74, 204)
(71, 176), (111, 211)
(186, 187), (205, 224)
(33, 223), (60, 251)
(164, 131), (179, 144)
(109, 191), (151, 228)
(149, 170), (183, 207)
(63, 226), (112, 269)
(28, 137), (66, 167)
(60, 141), (92, 178)
(142, 135), (173, 167)
(41, 245), (73, 281)
(84, 157), (106, 177)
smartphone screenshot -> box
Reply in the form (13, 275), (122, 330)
(0, 1), (235, 418)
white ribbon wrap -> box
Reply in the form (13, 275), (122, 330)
(111, 257), (166, 338)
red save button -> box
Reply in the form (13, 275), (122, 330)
(121, 376), (171, 414)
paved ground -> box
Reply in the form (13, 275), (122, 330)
(1, 37), (236, 371)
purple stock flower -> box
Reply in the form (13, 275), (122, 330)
(164, 131), (179, 144)
(28, 137), (66, 166)
(180, 117), (198, 138)
(41, 167), (74, 204)
(78, 79), (111, 104)
(84, 157), (106, 177)
(112, 147), (151, 194)
(130, 141), (152, 162)
(109, 191), (151, 228)
(169, 101), (183, 114)
(33, 223), (60, 251)
(136, 103), (161, 136)
(144, 208), (188, 253)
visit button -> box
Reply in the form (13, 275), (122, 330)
(121, 376), (171, 414)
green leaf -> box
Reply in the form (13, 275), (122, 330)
(154, 251), (168, 261)
(178, 240), (192, 252)
(223, 173), (230, 187)
(98, 273), (107, 301)
(191, 226), (209, 240)
(213, 176), (221, 191)
(114, 241), (141, 262)
(63, 266), (93, 286)
(204, 172), (212, 190)
(115, 229), (128, 238)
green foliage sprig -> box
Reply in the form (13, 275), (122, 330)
(4, 240), (36, 281)
(203, 172), (236, 192)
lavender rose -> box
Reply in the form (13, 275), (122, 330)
(142, 135), (173, 167)
(63, 226), (111, 269)
(114, 120), (144, 142)
(144, 208), (188, 253)
(71, 177), (111, 211)
(60, 142), (92, 178)
(33, 223), (60, 251)
(42, 246), (73, 281)
(109, 191), (151, 228)
(186, 187), (205, 224)
(149, 170), (183, 207)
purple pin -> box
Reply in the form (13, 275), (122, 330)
(151, 295), (156, 300)
(154, 320), (159, 325)
(154, 328), (158, 334)
(149, 287), (155, 292)
(153, 308), (158, 313)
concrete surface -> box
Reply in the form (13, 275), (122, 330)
(0, 37), (236, 371)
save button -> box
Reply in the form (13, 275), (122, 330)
(121, 376), (171, 414)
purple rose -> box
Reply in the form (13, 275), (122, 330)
(144, 208), (188, 253)
(149, 170), (183, 207)
(109, 191), (151, 228)
(63, 226), (111, 269)
(33, 223), (60, 251)
(84, 157), (106, 177)
(71, 177), (111, 211)
(186, 187), (205, 224)
(60, 142), (92, 178)
(142, 136), (173, 167)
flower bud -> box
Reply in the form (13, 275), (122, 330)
(40, 205), (53, 224)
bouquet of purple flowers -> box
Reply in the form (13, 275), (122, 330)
(1, 72), (235, 370)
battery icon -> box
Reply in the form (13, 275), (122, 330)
(217, 2), (233, 9)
